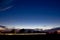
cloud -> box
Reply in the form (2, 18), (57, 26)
(0, 6), (13, 11)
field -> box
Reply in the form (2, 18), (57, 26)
(0, 33), (46, 35)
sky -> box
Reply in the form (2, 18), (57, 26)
(0, 0), (60, 29)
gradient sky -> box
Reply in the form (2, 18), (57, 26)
(0, 0), (60, 29)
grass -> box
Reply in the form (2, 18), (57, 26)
(0, 33), (46, 35)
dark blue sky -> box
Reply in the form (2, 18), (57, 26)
(0, 0), (60, 28)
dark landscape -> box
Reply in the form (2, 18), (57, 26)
(0, 25), (60, 35)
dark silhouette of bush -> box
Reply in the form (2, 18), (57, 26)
(10, 29), (15, 33)
(54, 31), (57, 34)
(27, 30), (32, 33)
(46, 31), (57, 35)
(33, 31), (39, 33)
(19, 29), (25, 33)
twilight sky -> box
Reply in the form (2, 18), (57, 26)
(0, 0), (60, 29)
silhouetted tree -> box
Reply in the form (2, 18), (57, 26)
(19, 29), (25, 33)
(33, 31), (38, 33)
(10, 29), (15, 33)
(27, 30), (32, 33)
